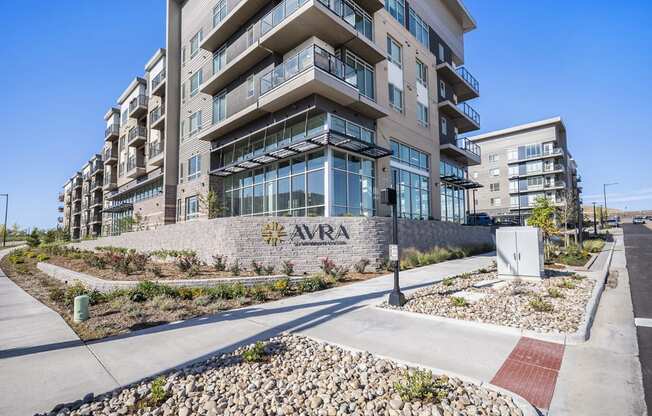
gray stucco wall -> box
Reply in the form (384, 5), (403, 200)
(72, 217), (494, 274)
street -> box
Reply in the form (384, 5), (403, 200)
(623, 223), (652, 413)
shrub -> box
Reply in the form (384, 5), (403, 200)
(175, 254), (201, 273)
(108, 253), (132, 275)
(442, 278), (454, 287)
(263, 265), (275, 275)
(129, 252), (150, 273)
(133, 281), (176, 301)
(557, 279), (577, 289)
(330, 266), (349, 281)
(187, 264), (201, 277)
(62, 282), (104, 307)
(251, 260), (263, 275)
(26, 230), (40, 248)
(450, 296), (467, 307)
(150, 249), (196, 259)
(272, 278), (290, 294)
(583, 239), (605, 253)
(242, 341), (266, 363)
(149, 376), (168, 405)
(393, 369), (448, 403)
(150, 295), (177, 311)
(320, 258), (336, 276)
(148, 265), (163, 278)
(229, 260), (241, 276)
(48, 287), (65, 304)
(249, 285), (268, 301)
(35, 253), (50, 262)
(194, 295), (212, 307)
(281, 260), (294, 276)
(353, 258), (370, 274)
(529, 296), (554, 312)
(84, 254), (106, 269)
(8, 251), (25, 264)
(96, 246), (129, 254)
(547, 287), (564, 298)
(212, 255), (227, 272)
(300, 275), (328, 292)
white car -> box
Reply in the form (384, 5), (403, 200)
(633, 216), (646, 224)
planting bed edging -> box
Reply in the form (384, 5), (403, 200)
(37, 262), (303, 293)
(373, 242), (615, 346)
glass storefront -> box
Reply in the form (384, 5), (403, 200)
(440, 160), (467, 224)
(389, 140), (430, 219)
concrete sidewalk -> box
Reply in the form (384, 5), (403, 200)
(548, 232), (647, 415)
(2, 250), (514, 415)
(0, 248), (119, 416)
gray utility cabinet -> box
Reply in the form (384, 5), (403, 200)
(496, 226), (544, 278)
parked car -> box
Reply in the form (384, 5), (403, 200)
(467, 213), (492, 226)
(645, 215), (652, 221)
(633, 216), (646, 224)
(606, 217), (620, 227)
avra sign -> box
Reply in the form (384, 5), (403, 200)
(261, 222), (350, 246)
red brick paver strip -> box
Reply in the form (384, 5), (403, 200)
(491, 337), (565, 410)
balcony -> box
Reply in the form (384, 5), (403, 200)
(438, 101), (480, 133)
(58, 193), (64, 203)
(103, 145), (118, 165)
(200, 0), (271, 52)
(509, 164), (565, 179)
(58, 206), (64, 213)
(103, 172), (117, 191)
(128, 94), (148, 119)
(260, 0), (385, 65)
(128, 126), (147, 147)
(151, 69), (166, 97)
(149, 106), (166, 130)
(90, 214), (103, 225)
(73, 178), (82, 189)
(259, 45), (386, 118)
(90, 161), (103, 177)
(509, 182), (566, 195)
(105, 123), (120, 141)
(148, 140), (164, 166)
(507, 147), (564, 164)
(200, 42), (270, 96)
(440, 137), (481, 166)
(90, 197), (103, 209)
(126, 156), (146, 178)
(57, 216), (63, 223)
(435, 62), (479, 102)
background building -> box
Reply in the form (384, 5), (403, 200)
(468, 117), (582, 224)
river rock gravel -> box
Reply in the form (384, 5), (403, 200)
(381, 269), (595, 334)
(43, 334), (526, 416)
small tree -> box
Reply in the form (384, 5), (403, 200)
(200, 189), (222, 219)
(528, 197), (559, 260)
(26, 229), (41, 248)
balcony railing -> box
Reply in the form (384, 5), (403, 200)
(105, 123), (120, 139)
(103, 173), (115, 186)
(260, 44), (357, 95)
(128, 126), (147, 142)
(456, 137), (480, 158)
(458, 102), (480, 125)
(455, 67), (479, 94)
(128, 94), (148, 114)
(151, 70), (166, 91)
(150, 105), (165, 125)
(127, 156), (143, 172)
(149, 140), (164, 159)
(103, 146), (116, 161)
(261, 0), (373, 41)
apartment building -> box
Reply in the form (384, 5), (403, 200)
(61, 0), (483, 238)
(468, 117), (582, 223)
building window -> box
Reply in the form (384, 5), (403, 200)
(408, 7), (429, 48)
(385, 0), (405, 25)
(391, 167), (429, 219)
(190, 31), (202, 58)
(121, 109), (128, 124)
(189, 111), (202, 135)
(417, 103), (428, 127)
(438, 43), (445, 62)
(387, 36), (402, 67)
(490, 183), (500, 192)
(246, 75), (255, 97)
(190, 70), (202, 96)
(332, 151), (375, 217)
(488, 153), (499, 163)
(390, 140), (429, 171)
(188, 155), (201, 181)
(441, 117), (447, 135)
(213, 0), (226, 27)
(507, 148), (518, 161)
(490, 168), (500, 177)
(213, 47), (226, 74)
(416, 59), (427, 86)
(182, 46), (187, 65)
(525, 143), (542, 158)
(440, 183), (466, 224)
(346, 52), (375, 100)
(527, 176), (543, 187)
(213, 91), (227, 124)
(388, 83), (403, 112)
(176, 199), (181, 221)
(491, 197), (501, 206)
(185, 195), (199, 220)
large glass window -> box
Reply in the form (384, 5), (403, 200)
(417, 102), (428, 127)
(391, 167), (429, 219)
(389, 84), (403, 112)
(185, 195), (199, 220)
(188, 155), (201, 181)
(385, 0), (405, 25)
(416, 59), (427, 86)
(390, 140), (429, 171)
(190, 31), (202, 58)
(190, 70), (203, 96)
(408, 7), (430, 48)
(332, 151), (375, 217)
(346, 52), (375, 100)
(189, 111), (202, 135)
(440, 160), (467, 224)
(387, 36), (402, 67)
(212, 91), (226, 124)
(213, 0), (227, 27)
(213, 47), (226, 74)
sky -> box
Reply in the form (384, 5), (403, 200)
(0, 0), (651, 229)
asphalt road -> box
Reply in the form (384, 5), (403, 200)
(623, 223), (652, 414)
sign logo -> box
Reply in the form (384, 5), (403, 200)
(261, 221), (287, 246)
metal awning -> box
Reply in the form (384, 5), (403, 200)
(102, 202), (133, 213)
(210, 132), (391, 177)
(440, 174), (483, 189)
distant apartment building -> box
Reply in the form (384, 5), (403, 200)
(62, 0), (485, 239)
(468, 117), (582, 223)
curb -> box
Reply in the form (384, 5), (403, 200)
(301, 333), (539, 416)
(36, 262), (304, 292)
(372, 241), (616, 346)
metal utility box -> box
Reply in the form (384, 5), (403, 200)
(496, 226), (544, 278)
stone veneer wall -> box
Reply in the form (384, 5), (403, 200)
(72, 217), (495, 274)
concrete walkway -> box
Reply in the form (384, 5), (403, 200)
(548, 231), (647, 415)
(2, 251), (518, 415)
(0, 248), (119, 416)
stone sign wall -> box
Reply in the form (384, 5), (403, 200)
(73, 217), (495, 274)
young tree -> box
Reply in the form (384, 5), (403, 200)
(200, 189), (222, 219)
(26, 229), (41, 248)
(528, 196), (559, 260)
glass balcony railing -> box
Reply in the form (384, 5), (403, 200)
(458, 102), (480, 125)
(128, 94), (148, 114)
(455, 66), (479, 93)
(105, 123), (120, 138)
(128, 126), (147, 142)
(150, 105), (165, 125)
(260, 44), (357, 95)
(127, 156), (143, 172)
(261, 0), (373, 42)
(149, 141), (164, 159)
(103, 172), (115, 186)
(103, 146), (116, 160)
(151, 70), (166, 90)
(456, 137), (480, 158)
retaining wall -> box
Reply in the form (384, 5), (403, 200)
(73, 217), (495, 273)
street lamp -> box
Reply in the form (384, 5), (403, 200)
(592, 202), (597, 235)
(603, 182), (618, 227)
(0, 194), (8, 247)
(382, 172), (405, 307)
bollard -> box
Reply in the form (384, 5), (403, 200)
(74, 295), (90, 322)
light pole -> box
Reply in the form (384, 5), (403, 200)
(383, 171), (405, 307)
(0, 194), (8, 247)
(603, 182), (618, 227)
(592, 202), (597, 235)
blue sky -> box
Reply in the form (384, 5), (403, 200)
(0, 0), (650, 229)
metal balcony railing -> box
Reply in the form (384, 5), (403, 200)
(149, 141), (164, 159)
(260, 44), (357, 95)
(105, 123), (120, 138)
(151, 69), (166, 90)
(150, 105), (165, 124)
(103, 146), (116, 160)
(128, 94), (148, 114)
(455, 137), (480, 158)
(455, 66), (479, 94)
(458, 102), (480, 125)
(128, 126), (147, 142)
(127, 156), (143, 172)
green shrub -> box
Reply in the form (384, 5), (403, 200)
(330, 265), (349, 281)
(61, 282), (105, 307)
(320, 258), (336, 275)
(26, 230), (40, 248)
(583, 239), (605, 253)
(353, 258), (370, 274)
(175, 254), (200, 273)
(263, 265), (275, 275)
(547, 287), (564, 298)
(529, 296), (554, 312)
(212, 255), (227, 272)
(299, 275), (328, 292)
(133, 281), (176, 301)
(83, 254), (106, 269)
(194, 295), (212, 307)
(251, 260), (263, 275)
(450, 296), (468, 307)
(272, 278), (290, 294)
(96, 246), (130, 254)
(149, 376), (168, 405)
(249, 285), (268, 301)
(557, 279), (577, 289)
(393, 369), (448, 403)
(242, 341), (266, 363)
(229, 260), (241, 276)
(149, 295), (177, 311)
(281, 260), (294, 276)
(442, 278), (454, 287)
(35, 253), (50, 262)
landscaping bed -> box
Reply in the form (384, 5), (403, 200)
(382, 266), (595, 334)
(0, 248), (376, 341)
(42, 334), (527, 416)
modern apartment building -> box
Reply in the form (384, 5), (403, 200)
(61, 0), (484, 238)
(468, 117), (582, 223)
